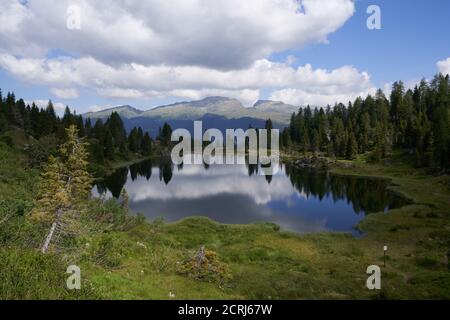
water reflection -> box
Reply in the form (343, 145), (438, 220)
(93, 157), (409, 234)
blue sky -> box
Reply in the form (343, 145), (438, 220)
(285, 0), (450, 85)
(0, 0), (449, 113)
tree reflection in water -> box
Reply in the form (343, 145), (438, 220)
(94, 158), (409, 234)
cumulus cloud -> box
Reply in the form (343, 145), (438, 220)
(0, 0), (355, 69)
(50, 88), (79, 99)
(269, 64), (375, 106)
(269, 87), (376, 107)
(123, 165), (297, 205)
(0, 54), (375, 107)
(0, 0), (372, 109)
(437, 57), (450, 76)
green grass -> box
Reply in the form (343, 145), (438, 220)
(0, 247), (98, 300)
(80, 209), (449, 299)
(1, 141), (450, 300)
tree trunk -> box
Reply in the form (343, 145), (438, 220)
(41, 209), (62, 254)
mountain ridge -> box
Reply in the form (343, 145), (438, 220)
(84, 96), (299, 125)
(82, 97), (300, 138)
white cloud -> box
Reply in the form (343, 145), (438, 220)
(50, 88), (79, 99)
(0, 54), (375, 107)
(269, 87), (376, 107)
(0, 0), (375, 109)
(437, 57), (450, 76)
(125, 165), (295, 205)
(0, 0), (355, 69)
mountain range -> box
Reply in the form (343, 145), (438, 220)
(84, 97), (299, 137)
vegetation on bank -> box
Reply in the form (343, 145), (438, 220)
(0, 88), (179, 177)
(280, 74), (450, 172)
(1, 135), (449, 300)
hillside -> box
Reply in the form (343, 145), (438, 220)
(84, 105), (144, 119)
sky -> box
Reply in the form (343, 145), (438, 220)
(0, 0), (449, 114)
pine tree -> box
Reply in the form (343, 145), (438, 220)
(104, 130), (115, 160)
(311, 129), (320, 154)
(390, 81), (405, 145)
(137, 127), (144, 149)
(4, 92), (15, 124)
(159, 122), (173, 146)
(265, 118), (273, 149)
(30, 125), (93, 253)
(431, 74), (450, 170)
(62, 106), (74, 128)
(281, 128), (292, 149)
(44, 100), (58, 135)
(85, 118), (92, 137)
(141, 132), (152, 155)
(29, 103), (40, 137)
(346, 132), (358, 160)
(128, 127), (139, 152)
(107, 112), (127, 151)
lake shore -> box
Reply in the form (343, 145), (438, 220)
(2, 142), (449, 299)
(81, 152), (450, 299)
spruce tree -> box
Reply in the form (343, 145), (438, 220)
(141, 132), (152, 155)
(30, 125), (93, 253)
(346, 132), (358, 160)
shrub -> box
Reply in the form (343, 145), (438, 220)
(178, 246), (231, 285)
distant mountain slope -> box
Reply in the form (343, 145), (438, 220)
(84, 105), (143, 119)
(254, 100), (299, 114)
(83, 96), (300, 137)
(124, 115), (286, 138)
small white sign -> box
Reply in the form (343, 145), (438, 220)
(384, 245), (388, 252)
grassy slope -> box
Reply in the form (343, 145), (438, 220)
(0, 135), (98, 299)
(1, 132), (449, 299)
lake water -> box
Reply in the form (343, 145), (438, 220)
(93, 156), (408, 235)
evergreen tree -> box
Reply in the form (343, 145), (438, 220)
(128, 127), (139, 152)
(85, 118), (93, 137)
(431, 74), (450, 170)
(141, 132), (152, 155)
(29, 125), (92, 253)
(281, 128), (292, 149)
(346, 132), (358, 160)
(159, 122), (173, 146)
(107, 112), (127, 151)
(103, 130), (115, 160)
(264, 118), (273, 149)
